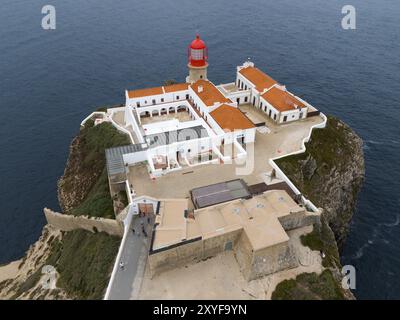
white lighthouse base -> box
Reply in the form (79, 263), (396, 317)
(187, 63), (208, 84)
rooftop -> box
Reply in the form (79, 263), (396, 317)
(106, 144), (147, 177)
(210, 104), (255, 131)
(145, 124), (208, 147)
(190, 80), (232, 106)
(239, 66), (277, 92)
(261, 86), (306, 112)
(127, 83), (189, 99)
(152, 190), (304, 252)
(127, 86), (164, 99)
(163, 83), (190, 93)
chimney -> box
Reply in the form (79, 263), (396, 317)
(198, 85), (203, 93)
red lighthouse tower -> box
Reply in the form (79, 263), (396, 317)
(186, 34), (208, 83)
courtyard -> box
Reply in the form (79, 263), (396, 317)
(127, 113), (324, 207)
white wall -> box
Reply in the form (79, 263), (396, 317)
(125, 106), (145, 143)
(125, 89), (189, 108)
(188, 86), (210, 117)
(122, 150), (148, 166)
(279, 107), (308, 123)
(217, 83), (251, 106)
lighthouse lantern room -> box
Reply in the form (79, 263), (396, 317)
(186, 34), (209, 83)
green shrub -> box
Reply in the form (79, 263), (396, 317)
(71, 169), (115, 219)
(272, 270), (345, 300)
(46, 229), (120, 300)
(67, 122), (130, 219)
(84, 118), (95, 129)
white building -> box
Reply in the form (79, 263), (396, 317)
(100, 34), (318, 183)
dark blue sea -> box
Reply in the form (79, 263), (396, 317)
(1, 0), (399, 299)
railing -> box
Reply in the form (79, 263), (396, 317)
(268, 112), (328, 213)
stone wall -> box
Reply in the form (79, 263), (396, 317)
(278, 210), (321, 231)
(148, 211), (318, 279)
(44, 208), (124, 237)
(148, 228), (242, 277)
(247, 242), (298, 281)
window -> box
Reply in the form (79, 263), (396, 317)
(152, 99), (156, 105)
(237, 98), (240, 104)
(244, 97), (248, 102)
(245, 85), (247, 90)
(274, 114), (277, 121)
(283, 116), (287, 122)
(186, 136), (191, 141)
(136, 102), (140, 107)
(260, 103), (263, 109)
(161, 98), (164, 103)
(269, 110), (272, 117)
(144, 100), (147, 104)
(191, 48), (203, 60)
(200, 75), (203, 79)
(241, 82), (244, 89)
(186, 94), (189, 99)
(176, 95), (179, 100)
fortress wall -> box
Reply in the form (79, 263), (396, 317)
(44, 208), (124, 237)
(148, 229), (242, 277)
(278, 211), (320, 231)
(149, 239), (205, 276)
(202, 229), (242, 259)
(234, 231), (253, 279)
(247, 242), (298, 281)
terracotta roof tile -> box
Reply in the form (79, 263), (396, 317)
(163, 83), (189, 93)
(239, 67), (277, 92)
(127, 86), (164, 99)
(210, 104), (255, 131)
(261, 87), (306, 112)
(190, 80), (231, 106)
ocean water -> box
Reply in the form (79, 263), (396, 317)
(1, 0), (399, 299)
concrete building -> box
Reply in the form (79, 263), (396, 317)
(147, 190), (319, 280)
(103, 34), (319, 185)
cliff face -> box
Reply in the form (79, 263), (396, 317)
(0, 122), (130, 299)
(58, 134), (100, 212)
(58, 122), (130, 218)
(276, 116), (365, 249)
(272, 116), (365, 300)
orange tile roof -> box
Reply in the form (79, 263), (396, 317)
(239, 67), (277, 92)
(261, 87), (306, 112)
(210, 104), (255, 131)
(163, 83), (189, 93)
(190, 80), (231, 106)
(127, 86), (164, 99)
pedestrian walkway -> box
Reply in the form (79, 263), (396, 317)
(107, 213), (154, 300)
